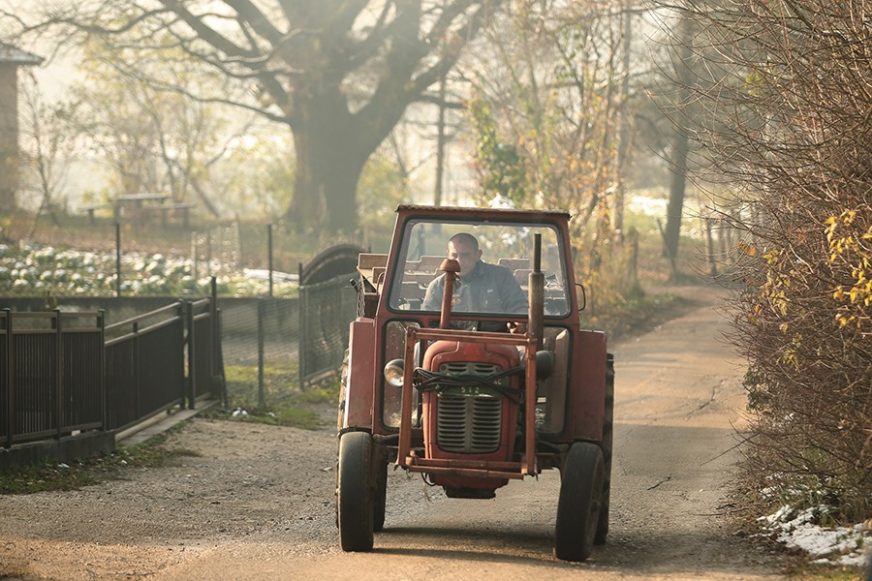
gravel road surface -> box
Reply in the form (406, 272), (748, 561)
(0, 287), (785, 580)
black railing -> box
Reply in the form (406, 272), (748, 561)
(105, 302), (186, 431)
(2, 291), (225, 448)
(188, 298), (221, 404)
(1, 310), (105, 447)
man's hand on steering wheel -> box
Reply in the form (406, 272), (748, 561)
(507, 321), (527, 334)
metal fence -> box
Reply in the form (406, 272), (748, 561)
(298, 273), (358, 387)
(1, 310), (105, 447)
(189, 298), (223, 403)
(1, 294), (224, 448)
(105, 303), (186, 431)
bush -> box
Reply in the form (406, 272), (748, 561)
(676, 0), (872, 521)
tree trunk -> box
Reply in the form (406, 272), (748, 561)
(615, 2), (633, 242)
(288, 94), (367, 236)
(664, 126), (689, 262)
(434, 71), (448, 208)
(663, 15), (694, 266)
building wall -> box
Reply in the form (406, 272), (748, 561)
(0, 63), (19, 212)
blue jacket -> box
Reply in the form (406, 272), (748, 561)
(422, 260), (527, 314)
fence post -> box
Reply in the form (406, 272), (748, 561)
(627, 227), (640, 290)
(206, 231), (213, 268)
(298, 262), (304, 389)
(235, 214), (243, 269)
(217, 308), (227, 408)
(210, 276), (218, 400)
(54, 309), (63, 438)
(191, 233), (199, 282)
(115, 222), (122, 298)
(704, 217), (718, 277)
(267, 223), (274, 298)
(133, 320), (141, 421)
(4, 308), (12, 448)
(186, 300), (196, 409)
(178, 302), (187, 407)
(98, 310), (106, 432)
(257, 299), (265, 408)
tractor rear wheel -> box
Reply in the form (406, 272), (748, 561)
(595, 353), (615, 545)
(338, 431), (375, 551)
(554, 441), (604, 562)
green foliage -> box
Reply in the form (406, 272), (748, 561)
(469, 99), (528, 205)
(216, 364), (330, 431)
(357, 154), (411, 251)
(219, 133), (295, 220)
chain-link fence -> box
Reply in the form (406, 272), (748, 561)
(217, 297), (299, 409)
(298, 273), (358, 388)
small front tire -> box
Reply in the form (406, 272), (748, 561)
(554, 441), (604, 562)
(338, 431), (375, 551)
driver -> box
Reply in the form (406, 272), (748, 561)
(422, 232), (527, 316)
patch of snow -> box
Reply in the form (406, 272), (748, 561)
(243, 268), (298, 282)
(761, 504), (870, 567)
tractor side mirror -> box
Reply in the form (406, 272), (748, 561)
(575, 282), (587, 311)
(535, 350), (554, 380)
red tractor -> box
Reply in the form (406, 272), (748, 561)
(336, 205), (613, 561)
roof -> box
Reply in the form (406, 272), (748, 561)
(0, 43), (43, 65)
(396, 204), (571, 219)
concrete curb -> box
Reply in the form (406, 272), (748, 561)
(117, 400), (220, 447)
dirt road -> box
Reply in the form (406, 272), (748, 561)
(0, 288), (784, 580)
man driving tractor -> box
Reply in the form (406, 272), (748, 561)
(421, 232), (527, 315)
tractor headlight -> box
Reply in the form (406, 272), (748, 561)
(384, 359), (405, 388)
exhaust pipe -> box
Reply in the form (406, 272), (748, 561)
(528, 234), (544, 349)
(438, 258), (461, 329)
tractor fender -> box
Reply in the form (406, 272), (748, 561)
(341, 317), (376, 431)
(569, 330), (607, 442)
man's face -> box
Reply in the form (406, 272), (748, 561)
(447, 239), (482, 275)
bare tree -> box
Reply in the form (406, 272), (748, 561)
(464, 0), (628, 230)
(661, 12), (693, 273)
(18, 71), (74, 236)
(7, 1), (497, 234)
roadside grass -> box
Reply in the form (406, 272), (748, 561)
(784, 562), (866, 581)
(588, 291), (697, 341)
(577, 206), (714, 340)
(0, 430), (201, 495)
(204, 363), (335, 430)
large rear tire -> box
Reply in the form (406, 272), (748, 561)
(595, 353), (614, 545)
(554, 441), (604, 562)
(338, 431), (375, 551)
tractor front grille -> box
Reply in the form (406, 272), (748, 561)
(436, 362), (503, 454)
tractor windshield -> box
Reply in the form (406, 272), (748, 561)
(387, 219), (571, 317)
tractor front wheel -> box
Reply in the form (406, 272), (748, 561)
(338, 431), (375, 551)
(554, 441), (604, 562)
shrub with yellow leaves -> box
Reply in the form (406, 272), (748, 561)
(680, 0), (872, 522)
